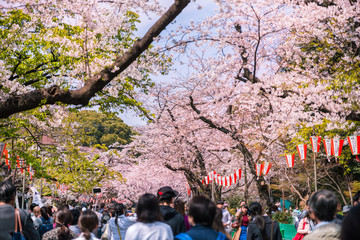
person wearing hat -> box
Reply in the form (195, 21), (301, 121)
(157, 186), (186, 236)
(342, 205), (351, 218)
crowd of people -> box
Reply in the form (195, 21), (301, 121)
(1, 180), (360, 240)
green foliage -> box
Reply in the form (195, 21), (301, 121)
(272, 211), (293, 224)
(74, 110), (133, 148)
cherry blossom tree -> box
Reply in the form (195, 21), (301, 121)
(120, 0), (360, 204)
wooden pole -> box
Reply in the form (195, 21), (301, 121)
(22, 168), (25, 209)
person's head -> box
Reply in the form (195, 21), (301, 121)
(212, 207), (226, 234)
(340, 205), (360, 240)
(46, 205), (53, 217)
(33, 206), (41, 217)
(100, 203), (105, 209)
(157, 186), (178, 205)
(136, 193), (162, 223)
(70, 208), (81, 225)
(353, 191), (360, 206)
(30, 203), (38, 212)
(241, 205), (248, 214)
(188, 196), (216, 228)
(78, 210), (98, 240)
(342, 205), (351, 217)
(0, 181), (16, 204)
(248, 202), (263, 216)
(308, 190), (338, 223)
(114, 203), (126, 226)
(216, 200), (224, 210)
(55, 206), (73, 240)
(240, 200), (246, 207)
(40, 206), (49, 220)
(173, 199), (185, 215)
(249, 202), (267, 239)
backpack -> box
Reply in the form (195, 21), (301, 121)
(38, 217), (53, 238)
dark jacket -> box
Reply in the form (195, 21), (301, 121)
(160, 205), (186, 236)
(247, 216), (282, 240)
(0, 204), (40, 240)
(175, 225), (225, 240)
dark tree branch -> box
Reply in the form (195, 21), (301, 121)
(0, 0), (191, 119)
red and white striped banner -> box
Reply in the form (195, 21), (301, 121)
(285, 154), (295, 168)
(255, 163), (263, 177)
(234, 169), (241, 180)
(323, 139), (332, 157)
(310, 136), (321, 153)
(347, 136), (360, 161)
(331, 139), (344, 157)
(296, 144), (307, 161)
(262, 162), (272, 175)
(231, 173), (237, 184)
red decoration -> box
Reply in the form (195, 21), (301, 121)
(296, 144), (307, 161)
(310, 136), (321, 153)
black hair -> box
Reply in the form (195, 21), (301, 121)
(70, 208), (81, 225)
(188, 195), (216, 228)
(248, 202), (268, 240)
(0, 181), (16, 203)
(309, 189), (338, 221)
(212, 207), (226, 234)
(136, 193), (162, 223)
(173, 199), (185, 215)
(30, 203), (38, 212)
(114, 203), (125, 226)
(353, 191), (360, 204)
(40, 206), (50, 220)
(55, 206), (73, 240)
(100, 203), (105, 209)
(78, 210), (98, 240)
(340, 205), (360, 240)
(46, 205), (53, 217)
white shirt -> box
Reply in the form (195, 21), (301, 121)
(108, 215), (137, 240)
(75, 232), (100, 240)
(124, 221), (173, 240)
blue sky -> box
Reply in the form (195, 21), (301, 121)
(119, 0), (218, 126)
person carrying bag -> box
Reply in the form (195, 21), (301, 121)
(12, 209), (26, 240)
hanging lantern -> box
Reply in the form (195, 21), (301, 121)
(323, 139), (332, 157)
(222, 176), (226, 186)
(231, 173), (237, 184)
(285, 154), (295, 168)
(331, 139), (344, 157)
(296, 144), (307, 161)
(262, 162), (272, 175)
(234, 169), (242, 180)
(204, 176), (210, 185)
(226, 176), (231, 186)
(4, 150), (10, 170)
(347, 136), (360, 161)
(310, 136), (321, 153)
(255, 163), (263, 177)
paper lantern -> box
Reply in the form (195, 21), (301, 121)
(323, 139), (332, 157)
(285, 154), (295, 168)
(347, 136), (360, 161)
(310, 136), (321, 153)
(262, 162), (272, 175)
(296, 144), (307, 160)
(331, 139), (344, 157)
(255, 163), (263, 176)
